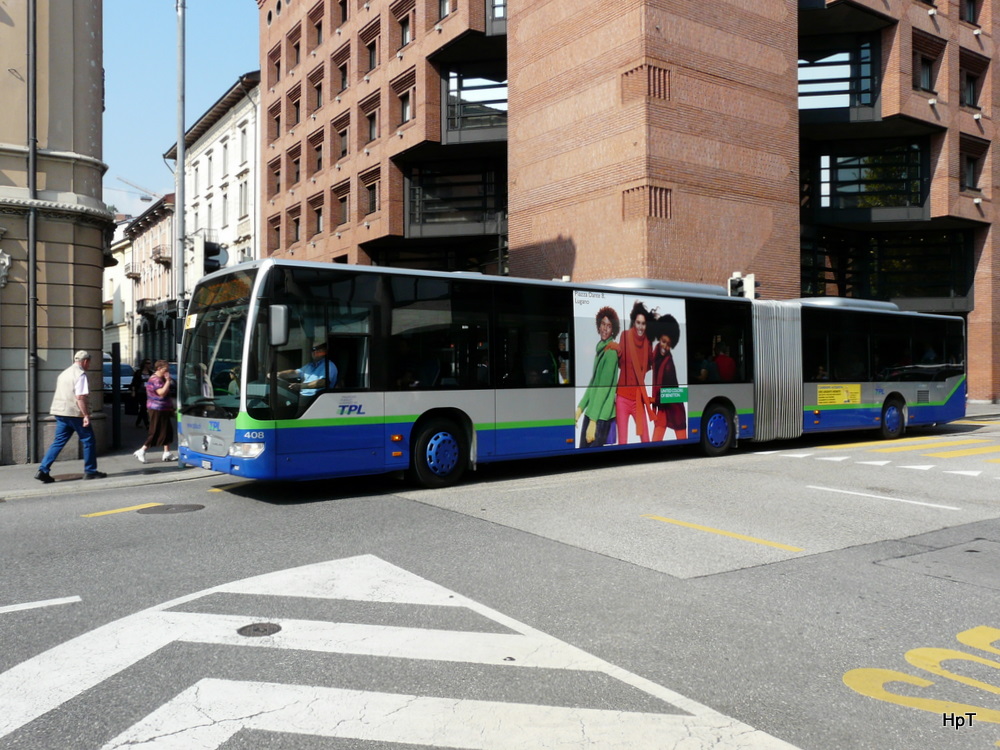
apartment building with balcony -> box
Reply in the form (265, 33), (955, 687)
(164, 72), (263, 286)
(103, 217), (137, 366)
(798, 0), (998, 399)
(258, 0), (1000, 400)
(124, 195), (177, 362)
(257, 0), (508, 272)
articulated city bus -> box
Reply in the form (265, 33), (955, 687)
(177, 260), (965, 487)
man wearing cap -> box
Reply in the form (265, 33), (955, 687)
(276, 340), (336, 397)
(35, 350), (107, 483)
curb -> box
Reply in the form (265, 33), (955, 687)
(1, 465), (217, 501)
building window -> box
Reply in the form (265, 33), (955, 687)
(309, 195), (325, 236)
(961, 72), (979, 108)
(240, 127), (248, 163)
(447, 64), (508, 131)
(798, 40), (875, 110)
(333, 181), (350, 224)
(268, 45), (282, 86)
(399, 92), (411, 124)
(268, 158), (282, 198)
(268, 216), (281, 255)
(400, 16), (411, 46)
(292, 157), (301, 185)
(269, 103), (282, 142)
(193, 166), (199, 195)
(962, 155), (980, 191)
(206, 202), (213, 231)
(339, 194), (349, 224)
(339, 62), (349, 91)
(338, 0), (348, 25)
(312, 140), (324, 173)
(367, 111), (378, 142)
(961, 0), (978, 24)
(221, 192), (229, 227)
(366, 183), (378, 214)
(339, 127), (349, 157)
(809, 142), (926, 210)
(366, 41), (378, 72)
(207, 155), (213, 186)
(915, 56), (935, 92)
(439, 0), (451, 19)
(911, 31), (944, 95)
(239, 179), (249, 218)
(221, 142), (229, 176)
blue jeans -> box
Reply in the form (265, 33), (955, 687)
(39, 416), (97, 475)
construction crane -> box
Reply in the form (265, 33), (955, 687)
(115, 177), (163, 203)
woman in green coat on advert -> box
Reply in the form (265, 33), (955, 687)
(575, 305), (621, 448)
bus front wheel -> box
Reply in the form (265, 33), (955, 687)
(880, 397), (905, 440)
(700, 403), (734, 457)
(410, 418), (468, 488)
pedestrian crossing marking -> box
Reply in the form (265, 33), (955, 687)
(0, 555), (801, 749)
(922, 445), (1000, 458)
(857, 461), (891, 466)
(900, 465), (935, 471)
(944, 470), (982, 477)
(869, 439), (988, 453)
(816, 456), (851, 462)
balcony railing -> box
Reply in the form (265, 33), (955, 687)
(136, 298), (155, 315)
(124, 262), (140, 280)
(152, 245), (171, 265)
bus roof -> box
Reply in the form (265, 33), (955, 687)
(200, 259), (740, 303)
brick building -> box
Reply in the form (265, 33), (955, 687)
(257, 0), (1000, 401)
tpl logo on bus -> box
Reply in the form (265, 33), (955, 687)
(338, 403), (367, 415)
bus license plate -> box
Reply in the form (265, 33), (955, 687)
(201, 459), (211, 469)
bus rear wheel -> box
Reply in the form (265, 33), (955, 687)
(700, 403), (734, 457)
(410, 418), (468, 488)
(880, 397), (905, 440)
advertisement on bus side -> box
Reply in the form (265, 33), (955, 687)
(573, 291), (688, 449)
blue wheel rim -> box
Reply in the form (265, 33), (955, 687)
(425, 431), (459, 476)
(884, 404), (902, 434)
(706, 413), (730, 448)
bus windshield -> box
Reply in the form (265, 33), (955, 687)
(179, 268), (257, 418)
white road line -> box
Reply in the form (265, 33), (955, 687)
(0, 596), (81, 615)
(900, 465), (935, 471)
(784, 453), (814, 458)
(807, 485), (961, 511)
(816, 456), (851, 462)
(857, 461), (891, 466)
(944, 470), (983, 477)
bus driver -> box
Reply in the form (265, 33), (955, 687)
(276, 340), (337, 396)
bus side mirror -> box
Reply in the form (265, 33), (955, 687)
(269, 305), (289, 347)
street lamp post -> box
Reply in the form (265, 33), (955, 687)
(174, 0), (187, 356)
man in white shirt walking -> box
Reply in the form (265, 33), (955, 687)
(35, 350), (106, 483)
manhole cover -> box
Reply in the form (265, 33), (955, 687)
(237, 622), (282, 637)
(136, 504), (205, 514)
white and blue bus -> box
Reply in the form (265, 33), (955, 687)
(177, 260), (966, 487)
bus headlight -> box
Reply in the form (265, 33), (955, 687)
(229, 442), (265, 459)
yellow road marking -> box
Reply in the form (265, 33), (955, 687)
(819, 436), (954, 450)
(923, 445), (1000, 458)
(869, 439), (989, 454)
(81, 503), (162, 518)
(641, 514), (803, 552)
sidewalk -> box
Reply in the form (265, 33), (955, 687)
(2, 402), (998, 502)
(0, 408), (215, 502)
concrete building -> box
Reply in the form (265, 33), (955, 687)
(257, 0), (1000, 402)
(0, 0), (115, 464)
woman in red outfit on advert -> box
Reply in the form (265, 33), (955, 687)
(615, 300), (654, 444)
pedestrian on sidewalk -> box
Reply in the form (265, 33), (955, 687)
(35, 350), (107, 483)
(133, 360), (176, 463)
(131, 358), (153, 428)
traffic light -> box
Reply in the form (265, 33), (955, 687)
(727, 272), (761, 298)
